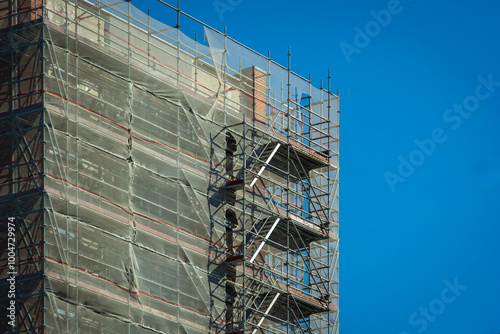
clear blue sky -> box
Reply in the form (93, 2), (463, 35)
(132, 1), (500, 333)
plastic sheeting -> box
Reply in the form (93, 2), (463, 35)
(41, 0), (229, 330)
(43, 42), (227, 332)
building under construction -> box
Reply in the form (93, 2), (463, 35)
(0, 0), (339, 333)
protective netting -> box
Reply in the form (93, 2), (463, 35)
(43, 42), (227, 333)
(1, 0), (339, 333)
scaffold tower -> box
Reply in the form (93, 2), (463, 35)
(0, 1), (340, 333)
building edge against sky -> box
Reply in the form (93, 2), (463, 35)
(0, 0), (339, 333)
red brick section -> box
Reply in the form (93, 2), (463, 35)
(0, 0), (43, 27)
(30, 0), (44, 21)
(253, 67), (267, 125)
(241, 66), (267, 126)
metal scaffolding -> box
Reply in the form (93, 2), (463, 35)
(0, 0), (339, 333)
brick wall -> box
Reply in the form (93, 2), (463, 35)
(241, 66), (267, 126)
